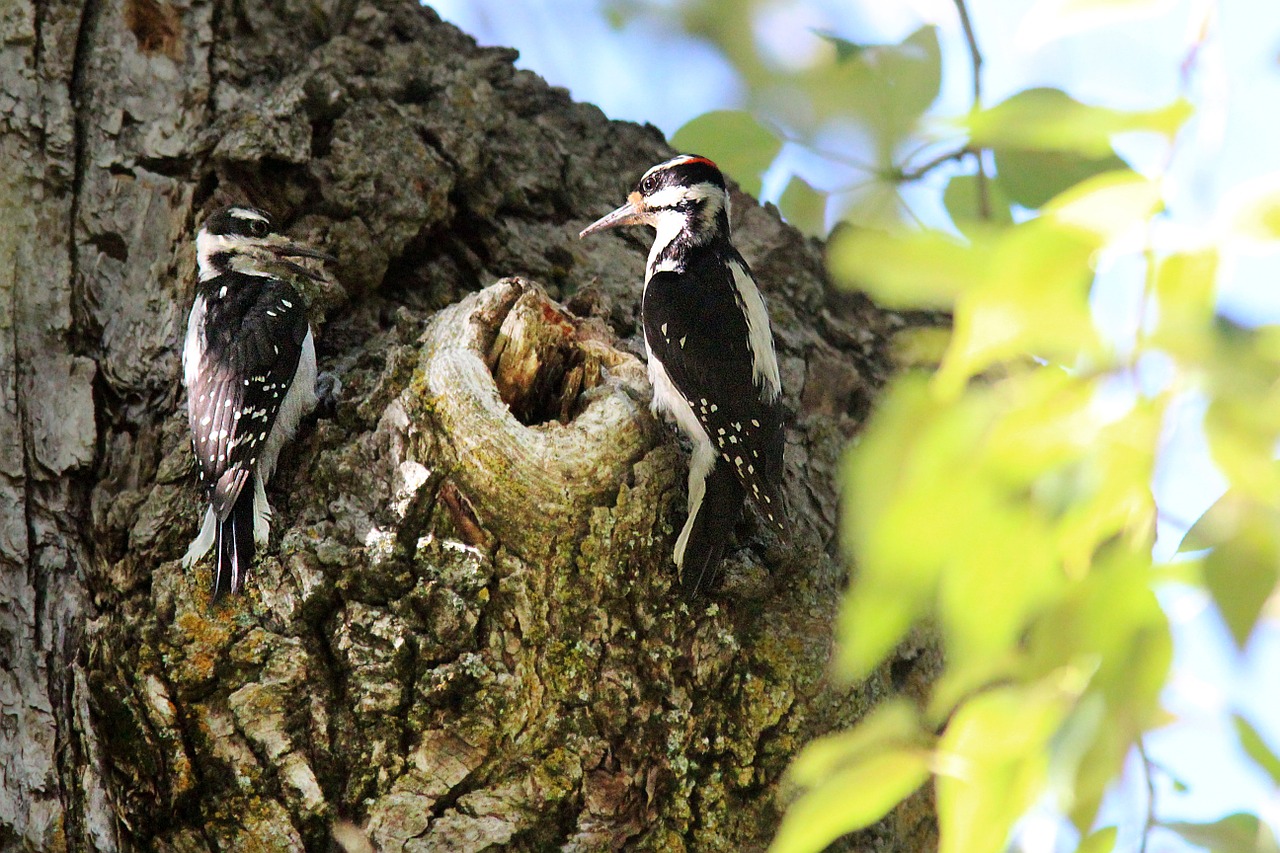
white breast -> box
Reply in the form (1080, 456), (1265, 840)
(645, 211), (690, 280)
(258, 328), (317, 484)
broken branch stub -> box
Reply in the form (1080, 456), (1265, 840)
(412, 278), (659, 560)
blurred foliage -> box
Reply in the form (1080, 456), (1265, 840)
(1163, 814), (1280, 853)
(672, 109), (781, 196)
(605, 0), (1280, 851)
(613, 0), (945, 232)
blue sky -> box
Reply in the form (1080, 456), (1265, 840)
(429, 2), (1280, 850)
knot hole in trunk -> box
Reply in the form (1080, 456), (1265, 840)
(485, 280), (614, 426)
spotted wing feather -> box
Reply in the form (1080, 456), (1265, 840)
(188, 274), (309, 520)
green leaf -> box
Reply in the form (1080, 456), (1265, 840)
(937, 684), (1072, 853)
(838, 377), (988, 677)
(966, 88), (1192, 158)
(936, 222), (1101, 393)
(1051, 695), (1115, 830)
(831, 178), (913, 229)
(930, 377), (1084, 666)
(943, 173), (1013, 233)
(771, 750), (930, 853)
(1030, 548), (1171, 707)
(1164, 813), (1280, 853)
(671, 110), (782, 197)
(878, 26), (942, 132)
(994, 148), (1131, 209)
(776, 701), (929, 853)
(890, 326), (953, 370)
(1179, 487), (1244, 552)
(788, 700), (924, 786)
(778, 175), (828, 237)
(1077, 826), (1118, 853)
(1042, 171), (1162, 240)
(827, 227), (988, 309)
(812, 29), (872, 62)
(1234, 714), (1280, 787)
(984, 368), (1100, 476)
(1022, 550), (1172, 829)
(1204, 396), (1280, 501)
(602, 2), (632, 30)
(1152, 250), (1218, 362)
(1202, 508), (1280, 648)
(1052, 402), (1162, 572)
(837, 589), (923, 681)
(938, 500), (1062, 667)
(804, 26), (941, 166)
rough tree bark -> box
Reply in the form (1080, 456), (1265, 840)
(0, 1), (940, 850)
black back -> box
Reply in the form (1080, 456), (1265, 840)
(643, 244), (788, 535)
(189, 270), (308, 520)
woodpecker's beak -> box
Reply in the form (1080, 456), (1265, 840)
(579, 193), (648, 238)
(264, 235), (336, 280)
(265, 234), (336, 263)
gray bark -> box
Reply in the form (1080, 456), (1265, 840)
(0, 0), (937, 850)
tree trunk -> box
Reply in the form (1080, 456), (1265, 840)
(0, 1), (938, 850)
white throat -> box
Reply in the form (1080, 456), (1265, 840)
(646, 211), (691, 282)
(196, 231), (231, 281)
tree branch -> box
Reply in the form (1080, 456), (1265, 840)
(895, 146), (975, 183)
(951, 0), (990, 218)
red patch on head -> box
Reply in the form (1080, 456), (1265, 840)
(682, 156), (718, 170)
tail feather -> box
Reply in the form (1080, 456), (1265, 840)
(183, 506), (217, 568)
(213, 489), (256, 601)
(675, 462), (746, 596)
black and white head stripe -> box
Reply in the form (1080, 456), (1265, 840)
(635, 155), (729, 224)
(636, 155), (726, 197)
(196, 206), (332, 283)
(197, 206), (275, 280)
(578, 154), (732, 248)
(204, 206), (274, 237)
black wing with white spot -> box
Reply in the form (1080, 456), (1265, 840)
(643, 260), (789, 537)
(188, 272), (309, 519)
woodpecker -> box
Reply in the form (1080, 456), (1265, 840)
(182, 205), (333, 600)
(580, 154), (789, 592)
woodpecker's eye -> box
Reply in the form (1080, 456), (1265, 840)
(640, 175), (657, 194)
(249, 220), (269, 238)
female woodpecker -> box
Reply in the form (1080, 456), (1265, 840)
(580, 155), (790, 592)
(182, 205), (332, 600)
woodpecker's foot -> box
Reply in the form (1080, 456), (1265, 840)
(315, 371), (342, 419)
